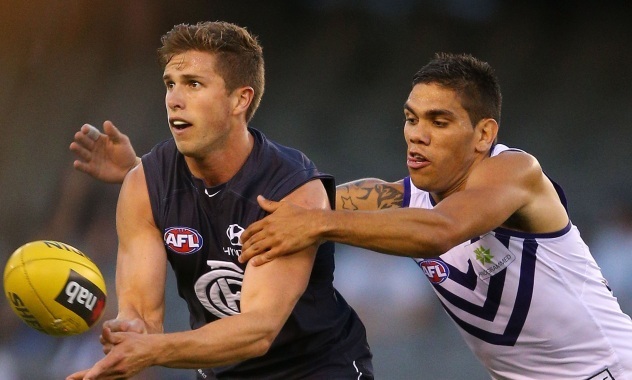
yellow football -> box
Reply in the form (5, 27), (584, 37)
(3, 240), (107, 336)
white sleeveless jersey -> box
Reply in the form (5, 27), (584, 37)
(405, 144), (632, 379)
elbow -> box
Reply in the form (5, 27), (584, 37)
(242, 307), (297, 359)
(248, 330), (277, 358)
(409, 224), (461, 258)
(245, 318), (280, 358)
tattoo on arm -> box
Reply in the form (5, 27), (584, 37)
(338, 180), (404, 210)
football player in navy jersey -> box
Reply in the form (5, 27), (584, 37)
(67, 21), (372, 380)
(71, 52), (632, 378)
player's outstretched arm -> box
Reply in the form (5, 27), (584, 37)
(70, 120), (140, 184)
(241, 152), (569, 266)
(66, 164), (168, 380)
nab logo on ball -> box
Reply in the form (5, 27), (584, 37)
(164, 227), (203, 254)
(55, 270), (107, 326)
(419, 259), (450, 284)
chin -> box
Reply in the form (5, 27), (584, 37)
(173, 141), (197, 157)
(409, 173), (429, 190)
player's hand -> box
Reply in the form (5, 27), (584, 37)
(100, 318), (147, 354)
(70, 120), (139, 184)
(240, 195), (322, 266)
(66, 329), (155, 380)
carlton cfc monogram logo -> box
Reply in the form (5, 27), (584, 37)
(164, 227), (203, 254)
(195, 260), (244, 318)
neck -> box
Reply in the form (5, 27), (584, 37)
(186, 127), (254, 187)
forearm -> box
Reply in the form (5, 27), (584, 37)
(152, 312), (277, 369)
(316, 208), (453, 258)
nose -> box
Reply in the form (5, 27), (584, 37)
(405, 123), (430, 145)
(166, 85), (184, 111)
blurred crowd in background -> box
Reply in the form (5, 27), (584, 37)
(1, 1), (631, 379)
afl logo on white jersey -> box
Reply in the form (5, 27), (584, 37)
(164, 227), (203, 254)
(419, 259), (450, 284)
(195, 260), (244, 318)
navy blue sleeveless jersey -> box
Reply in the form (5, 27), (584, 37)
(142, 128), (373, 379)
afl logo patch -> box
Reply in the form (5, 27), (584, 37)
(419, 259), (449, 284)
(164, 227), (203, 254)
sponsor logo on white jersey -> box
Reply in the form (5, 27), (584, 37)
(470, 242), (516, 281)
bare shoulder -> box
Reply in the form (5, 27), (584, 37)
(282, 179), (329, 210)
(122, 161), (147, 187)
(477, 150), (568, 233)
(474, 150), (544, 187)
(336, 177), (404, 211)
(117, 163), (152, 221)
(492, 149), (540, 169)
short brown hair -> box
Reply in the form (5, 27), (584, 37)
(158, 21), (265, 122)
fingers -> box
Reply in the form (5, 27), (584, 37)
(82, 359), (108, 380)
(239, 221), (265, 263)
(72, 127), (97, 150)
(102, 327), (119, 344)
(238, 243), (256, 264)
(100, 329), (114, 354)
(73, 159), (96, 176)
(239, 220), (260, 248)
(256, 195), (280, 213)
(239, 234), (275, 266)
(103, 319), (126, 332)
(103, 120), (123, 143)
(70, 140), (94, 161)
(66, 369), (89, 380)
(249, 252), (274, 267)
(85, 124), (101, 141)
(104, 318), (146, 334)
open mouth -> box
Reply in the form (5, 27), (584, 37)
(170, 119), (192, 130)
(408, 151), (428, 163)
(407, 151), (429, 169)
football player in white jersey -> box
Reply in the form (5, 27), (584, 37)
(71, 53), (632, 379)
(237, 53), (632, 379)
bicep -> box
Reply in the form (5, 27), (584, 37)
(240, 180), (324, 323)
(336, 177), (404, 211)
(432, 153), (541, 244)
(115, 164), (167, 331)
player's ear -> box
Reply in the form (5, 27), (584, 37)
(231, 86), (254, 117)
(474, 118), (498, 153)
